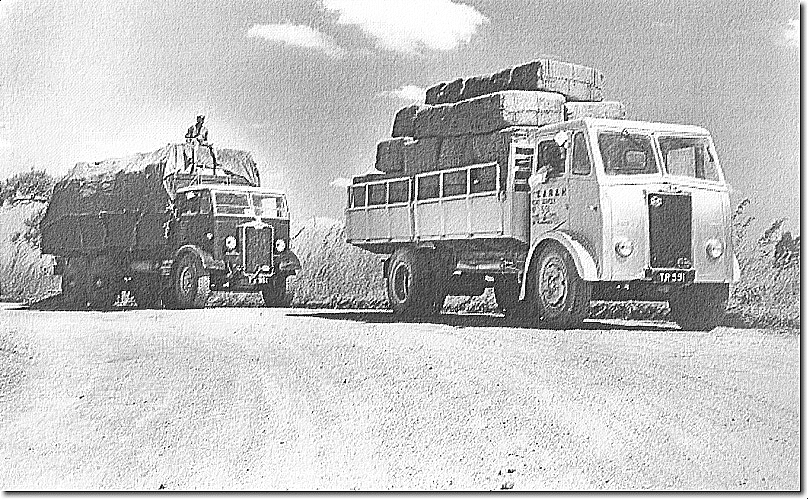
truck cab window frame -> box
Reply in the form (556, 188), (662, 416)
(598, 131), (659, 176)
(571, 131), (592, 176)
(657, 135), (721, 182)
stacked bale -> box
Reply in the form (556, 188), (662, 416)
(366, 58), (625, 183)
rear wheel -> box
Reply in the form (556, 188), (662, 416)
(668, 283), (728, 330)
(173, 253), (210, 309)
(261, 277), (288, 307)
(132, 276), (162, 309)
(534, 244), (591, 329)
(386, 248), (438, 317)
(61, 255), (89, 308)
(86, 255), (122, 309)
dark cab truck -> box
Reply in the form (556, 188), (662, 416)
(41, 143), (301, 309)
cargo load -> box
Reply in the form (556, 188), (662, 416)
(41, 143), (260, 256)
(425, 59), (603, 105)
(564, 101), (626, 121)
(413, 91), (565, 138)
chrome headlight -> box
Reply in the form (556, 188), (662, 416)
(275, 238), (287, 253)
(614, 239), (634, 257)
(225, 235), (237, 251)
(706, 239), (724, 259)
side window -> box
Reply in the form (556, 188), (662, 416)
(199, 191), (212, 214)
(470, 164), (497, 193)
(571, 132), (592, 176)
(442, 170), (467, 197)
(181, 191), (200, 215)
(368, 183), (386, 206)
(351, 185), (366, 208)
(417, 174), (440, 200)
(538, 140), (566, 180)
(388, 179), (409, 204)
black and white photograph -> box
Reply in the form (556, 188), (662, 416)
(0, 0), (800, 491)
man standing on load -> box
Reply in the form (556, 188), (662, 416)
(185, 114), (218, 173)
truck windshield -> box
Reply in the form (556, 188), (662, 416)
(598, 131), (659, 175)
(658, 136), (721, 182)
(213, 191), (288, 218)
(253, 194), (288, 218)
(214, 192), (251, 215)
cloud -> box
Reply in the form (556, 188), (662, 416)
(247, 23), (346, 58)
(377, 84), (426, 102)
(330, 177), (352, 188)
(0, 138), (13, 150)
(783, 18), (799, 48)
(322, 0), (488, 54)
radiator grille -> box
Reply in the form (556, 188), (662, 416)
(648, 192), (692, 269)
(242, 225), (273, 272)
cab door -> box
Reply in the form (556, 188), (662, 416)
(530, 137), (569, 242)
(567, 130), (602, 261)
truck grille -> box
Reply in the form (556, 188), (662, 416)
(242, 225), (273, 272)
(648, 192), (692, 269)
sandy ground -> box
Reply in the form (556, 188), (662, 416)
(0, 304), (799, 491)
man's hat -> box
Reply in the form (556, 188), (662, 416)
(196, 114), (205, 120)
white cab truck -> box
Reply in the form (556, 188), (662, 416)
(345, 118), (739, 329)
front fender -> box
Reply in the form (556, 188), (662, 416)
(276, 250), (302, 276)
(519, 231), (599, 300)
(175, 244), (225, 272)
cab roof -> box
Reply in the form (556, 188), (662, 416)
(550, 117), (711, 136)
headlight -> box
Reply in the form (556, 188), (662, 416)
(706, 239), (724, 259)
(275, 238), (287, 253)
(614, 239), (634, 257)
(225, 235), (237, 251)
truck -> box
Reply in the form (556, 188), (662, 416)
(41, 143), (301, 309)
(345, 118), (740, 330)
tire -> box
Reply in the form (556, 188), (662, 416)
(86, 255), (122, 309)
(132, 276), (162, 309)
(61, 255), (89, 308)
(261, 277), (288, 307)
(172, 253), (210, 309)
(386, 248), (438, 317)
(669, 283), (729, 331)
(534, 244), (591, 329)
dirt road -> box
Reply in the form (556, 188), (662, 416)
(0, 305), (799, 490)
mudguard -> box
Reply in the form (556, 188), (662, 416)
(174, 244), (225, 272)
(519, 231), (599, 300)
(276, 250), (302, 276)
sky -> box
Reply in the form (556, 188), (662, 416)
(0, 0), (801, 231)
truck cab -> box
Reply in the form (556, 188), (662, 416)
(169, 184), (301, 308)
(521, 118), (738, 329)
(345, 118), (738, 330)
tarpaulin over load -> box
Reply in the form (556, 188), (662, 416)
(41, 144), (261, 255)
(425, 59), (604, 105)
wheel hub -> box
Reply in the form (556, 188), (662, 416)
(540, 257), (567, 308)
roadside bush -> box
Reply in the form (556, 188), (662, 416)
(0, 170), (54, 206)
(728, 200), (800, 330)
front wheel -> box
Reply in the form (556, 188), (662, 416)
(668, 283), (729, 330)
(261, 277), (288, 307)
(534, 244), (591, 329)
(173, 253), (210, 309)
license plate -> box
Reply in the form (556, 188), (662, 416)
(652, 269), (694, 284)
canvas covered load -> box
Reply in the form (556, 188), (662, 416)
(41, 143), (261, 255)
(425, 58), (604, 105)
